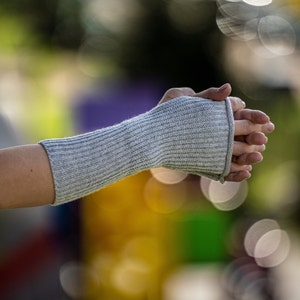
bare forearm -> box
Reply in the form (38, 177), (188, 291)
(0, 144), (55, 209)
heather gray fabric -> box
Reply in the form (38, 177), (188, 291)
(40, 96), (234, 205)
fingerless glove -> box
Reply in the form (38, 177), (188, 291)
(40, 96), (234, 205)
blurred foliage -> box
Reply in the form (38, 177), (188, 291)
(0, 0), (227, 90)
(0, 9), (76, 141)
(0, 0), (299, 220)
(0, 0), (83, 48)
(114, 0), (227, 89)
(246, 90), (300, 219)
(0, 0), (299, 222)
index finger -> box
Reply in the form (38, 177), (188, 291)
(229, 97), (246, 112)
(159, 87), (195, 104)
(235, 109), (270, 124)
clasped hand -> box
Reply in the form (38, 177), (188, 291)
(159, 83), (275, 182)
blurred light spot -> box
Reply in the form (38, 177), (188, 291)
(110, 236), (161, 296)
(254, 229), (290, 268)
(218, 2), (259, 22)
(150, 167), (188, 185)
(92, 253), (115, 286)
(82, 0), (141, 34)
(217, 2), (296, 57)
(59, 261), (99, 299)
(222, 257), (271, 299)
(164, 265), (224, 300)
(244, 219), (279, 257)
(200, 177), (248, 211)
(199, 176), (211, 200)
(244, 18), (260, 40)
(258, 15), (296, 56)
(144, 177), (186, 214)
(216, 2), (259, 40)
(111, 258), (151, 296)
(122, 235), (160, 267)
(240, 278), (271, 300)
(244, 219), (290, 268)
(243, 0), (272, 6)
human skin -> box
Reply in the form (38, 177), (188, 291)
(0, 84), (274, 209)
(159, 83), (274, 181)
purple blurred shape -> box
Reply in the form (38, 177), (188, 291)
(74, 80), (165, 132)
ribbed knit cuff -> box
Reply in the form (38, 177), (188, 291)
(40, 123), (138, 205)
(142, 97), (234, 181)
(40, 96), (234, 205)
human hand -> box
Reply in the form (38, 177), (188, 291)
(159, 84), (274, 182)
(159, 82), (233, 104)
(226, 105), (274, 181)
(193, 84), (274, 180)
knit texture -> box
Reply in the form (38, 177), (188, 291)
(40, 96), (234, 205)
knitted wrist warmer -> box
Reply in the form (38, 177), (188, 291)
(39, 96), (234, 205)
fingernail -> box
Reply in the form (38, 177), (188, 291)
(257, 152), (263, 162)
(266, 122), (275, 132)
(218, 83), (229, 92)
(265, 136), (268, 143)
(246, 165), (252, 171)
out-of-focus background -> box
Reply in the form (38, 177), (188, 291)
(1, 0), (300, 299)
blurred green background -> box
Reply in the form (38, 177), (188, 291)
(1, 0), (300, 299)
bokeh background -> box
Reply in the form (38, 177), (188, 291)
(1, 0), (300, 299)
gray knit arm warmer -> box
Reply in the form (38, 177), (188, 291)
(39, 96), (234, 206)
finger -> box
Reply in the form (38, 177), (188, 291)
(193, 83), (232, 101)
(235, 132), (268, 145)
(225, 170), (251, 182)
(159, 87), (195, 104)
(233, 141), (265, 156)
(235, 109), (270, 124)
(228, 96), (246, 112)
(230, 162), (252, 173)
(234, 120), (275, 135)
(232, 152), (263, 165)
(245, 132), (268, 145)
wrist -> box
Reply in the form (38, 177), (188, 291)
(129, 96), (234, 181)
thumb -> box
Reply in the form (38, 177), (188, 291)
(159, 87), (195, 104)
(194, 83), (232, 101)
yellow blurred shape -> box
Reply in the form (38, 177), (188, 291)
(144, 177), (186, 214)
